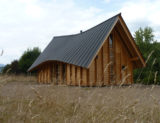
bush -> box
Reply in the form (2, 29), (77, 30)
(2, 47), (41, 74)
(19, 47), (41, 73)
(134, 27), (160, 84)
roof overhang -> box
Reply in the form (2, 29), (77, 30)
(117, 15), (146, 68)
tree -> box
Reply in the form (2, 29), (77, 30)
(2, 47), (41, 74)
(19, 47), (41, 73)
(134, 27), (160, 84)
(2, 60), (20, 74)
(2, 64), (11, 74)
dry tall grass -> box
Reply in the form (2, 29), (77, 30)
(0, 74), (36, 84)
(0, 75), (160, 123)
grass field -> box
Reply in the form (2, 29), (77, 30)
(0, 75), (160, 123)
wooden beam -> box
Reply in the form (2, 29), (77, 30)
(82, 68), (87, 86)
(46, 64), (49, 83)
(106, 39), (110, 85)
(77, 67), (81, 86)
(48, 63), (51, 83)
(63, 64), (66, 84)
(101, 47), (104, 86)
(39, 70), (41, 83)
(37, 70), (40, 83)
(75, 67), (78, 86)
(43, 66), (45, 84)
(50, 63), (53, 83)
(103, 42), (107, 85)
(88, 61), (95, 86)
(41, 69), (43, 83)
(121, 49), (127, 84)
(41, 67), (43, 83)
(47, 64), (49, 83)
(115, 33), (121, 85)
(66, 64), (70, 85)
(52, 63), (55, 84)
(87, 69), (89, 86)
(126, 57), (130, 84)
(97, 49), (103, 86)
(71, 65), (75, 85)
(80, 67), (83, 86)
(94, 59), (97, 86)
(45, 64), (47, 84)
(130, 57), (139, 61)
(43, 65), (45, 84)
(59, 63), (62, 85)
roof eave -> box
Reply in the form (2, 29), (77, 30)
(118, 15), (146, 68)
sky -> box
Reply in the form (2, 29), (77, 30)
(0, 0), (160, 65)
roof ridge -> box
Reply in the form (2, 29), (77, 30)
(54, 13), (121, 38)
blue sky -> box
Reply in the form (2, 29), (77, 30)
(0, 0), (160, 64)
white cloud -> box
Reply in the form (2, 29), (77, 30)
(0, 0), (103, 64)
(117, 0), (160, 39)
(0, 0), (160, 65)
(104, 0), (111, 3)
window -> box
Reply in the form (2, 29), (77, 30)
(109, 34), (114, 83)
(109, 34), (113, 48)
(122, 65), (126, 70)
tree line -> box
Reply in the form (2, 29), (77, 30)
(134, 27), (160, 84)
(2, 47), (41, 74)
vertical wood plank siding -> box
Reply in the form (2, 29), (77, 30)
(77, 67), (81, 86)
(97, 49), (103, 86)
(94, 59), (97, 86)
(66, 64), (70, 85)
(71, 65), (75, 85)
(38, 70), (40, 83)
(82, 68), (87, 86)
(52, 63), (55, 83)
(104, 39), (110, 85)
(115, 34), (121, 84)
(89, 61), (95, 86)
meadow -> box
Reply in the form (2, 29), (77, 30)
(0, 75), (160, 123)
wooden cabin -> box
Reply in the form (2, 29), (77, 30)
(28, 13), (145, 86)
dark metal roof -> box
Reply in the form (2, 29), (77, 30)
(28, 14), (120, 71)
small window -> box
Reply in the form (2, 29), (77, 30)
(109, 34), (114, 83)
(109, 35), (113, 48)
(122, 65), (126, 70)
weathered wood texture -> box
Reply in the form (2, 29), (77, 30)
(77, 67), (81, 86)
(88, 60), (95, 86)
(103, 39), (110, 85)
(66, 64), (70, 85)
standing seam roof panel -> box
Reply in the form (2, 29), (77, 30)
(28, 14), (119, 71)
